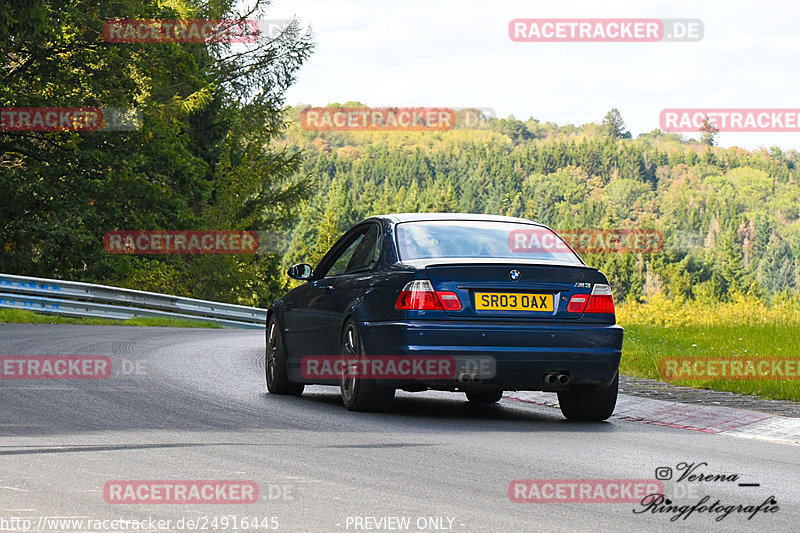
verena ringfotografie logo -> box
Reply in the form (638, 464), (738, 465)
(104, 481), (258, 504)
(1, 356), (111, 379)
(509, 228), (664, 254)
(661, 109), (800, 132)
(300, 107), (456, 132)
(301, 355), (495, 380)
(661, 357), (800, 381)
(640, 462), (779, 522)
(0, 108), (141, 132)
(509, 479), (664, 503)
(509, 19), (703, 42)
(103, 231), (258, 254)
(103, 19), (263, 43)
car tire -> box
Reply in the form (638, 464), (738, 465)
(465, 391), (504, 404)
(340, 319), (395, 412)
(557, 373), (618, 421)
(266, 315), (304, 396)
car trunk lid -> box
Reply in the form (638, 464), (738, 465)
(425, 263), (600, 319)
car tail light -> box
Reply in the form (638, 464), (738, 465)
(585, 284), (615, 313)
(395, 280), (462, 311)
(437, 291), (462, 311)
(567, 294), (589, 313)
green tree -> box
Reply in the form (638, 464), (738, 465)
(715, 228), (746, 298)
(700, 116), (719, 146)
(602, 108), (631, 139)
(757, 234), (796, 297)
(0, 0), (314, 305)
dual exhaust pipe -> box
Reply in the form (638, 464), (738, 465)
(458, 372), (569, 386)
(544, 372), (570, 386)
(458, 373), (484, 384)
(459, 372), (569, 385)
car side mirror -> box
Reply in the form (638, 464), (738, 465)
(287, 263), (313, 280)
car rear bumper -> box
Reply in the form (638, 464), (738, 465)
(356, 319), (623, 390)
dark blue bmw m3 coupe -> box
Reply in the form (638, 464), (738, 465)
(266, 213), (623, 420)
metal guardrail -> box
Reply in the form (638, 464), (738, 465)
(0, 274), (266, 329)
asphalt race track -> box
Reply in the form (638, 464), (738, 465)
(1, 324), (798, 532)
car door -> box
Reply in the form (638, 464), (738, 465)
(285, 226), (371, 365)
(327, 223), (383, 348)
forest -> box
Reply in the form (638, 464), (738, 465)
(278, 104), (800, 306)
(2, 1), (798, 308)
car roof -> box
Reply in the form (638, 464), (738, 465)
(366, 213), (546, 226)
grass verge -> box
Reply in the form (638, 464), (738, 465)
(0, 308), (223, 329)
(617, 295), (800, 402)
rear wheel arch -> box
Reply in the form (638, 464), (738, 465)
(344, 295), (371, 320)
(339, 317), (395, 411)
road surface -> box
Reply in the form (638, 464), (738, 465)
(1, 324), (797, 532)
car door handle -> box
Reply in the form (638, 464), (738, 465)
(319, 285), (335, 294)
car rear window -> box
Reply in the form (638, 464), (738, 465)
(395, 220), (582, 264)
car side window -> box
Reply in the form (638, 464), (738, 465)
(322, 232), (366, 278)
(344, 224), (381, 274)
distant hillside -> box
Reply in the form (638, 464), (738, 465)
(278, 105), (800, 304)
